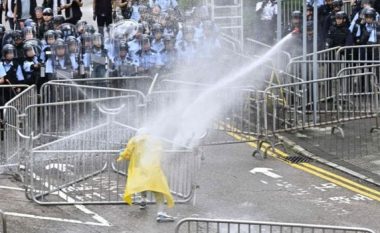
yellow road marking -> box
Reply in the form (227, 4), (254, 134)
(224, 128), (380, 202)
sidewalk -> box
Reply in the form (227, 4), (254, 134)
(280, 117), (380, 186)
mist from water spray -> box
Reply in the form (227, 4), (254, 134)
(142, 34), (293, 148)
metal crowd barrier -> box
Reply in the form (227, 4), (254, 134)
(174, 218), (375, 233)
(290, 47), (341, 62)
(0, 209), (6, 233)
(0, 84), (29, 106)
(204, 0), (243, 48)
(26, 120), (200, 205)
(48, 76), (156, 96)
(286, 44), (380, 82)
(263, 72), (379, 135)
(1, 85), (37, 167)
(40, 82), (147, 104)
(147, 79), (264, 146)
(0, 105), (20, 167)
(23, 95), (145, 147)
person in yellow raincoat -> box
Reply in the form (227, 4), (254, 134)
(117, 132), (175, 222)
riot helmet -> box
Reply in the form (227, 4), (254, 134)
(141, 35), (151, 51)
(92, 32), (103, 48)
(291, 10), (302, 19)
(2, 44), (16, 60)
(364, 7), (377, 19)
(335, 11), (347, 19)
(60, 23), (76, 39)
(23, 26), (36, 40)
(2, 31), (15, 46)
(44, 30), (57, 45)
(53, 38), (67, 57)
(66, 36), (80, 55)
(24, 19), (35, 27)
(152, 23), (163, 39)
(55, 29), (63, 39)
(23, 42), (37, 58)
(118, 40), (129, 58)
(13, 30), (23, 45)
(53, 15), (66, 29)
(291, 10), (302, 26)
(332, 0), (343, 8)
(81, 33), (93, 52)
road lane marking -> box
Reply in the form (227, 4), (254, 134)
(250, 167), (282, 179)
(31, 172), (111, 226)
(225, 129), (380, 202)
(4, 212), (109, 226)
(0, 185), (24, 191)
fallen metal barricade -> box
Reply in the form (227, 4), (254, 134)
(26, 121), (200, 205)
(174, 218), (375, 233)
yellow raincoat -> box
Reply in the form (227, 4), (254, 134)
(117, 134), (174, 208)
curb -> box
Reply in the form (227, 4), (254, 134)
(277, 134), (380, 188)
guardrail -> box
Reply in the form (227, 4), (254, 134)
(174, 218), (375, 233)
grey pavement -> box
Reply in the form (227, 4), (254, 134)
(0, 1), (379, 232)
(0, 135), (380, 232)
(282, 117), (380, 186)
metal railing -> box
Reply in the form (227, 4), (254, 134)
(47, 76), (155, 96)
(204, 0), (243, 47)
(1, 85), (37, 167)
(174, 218), (375, 233)
(27, 121), (200, 205)
(0, 209), (6, 233)
(263, 72), (379, 134)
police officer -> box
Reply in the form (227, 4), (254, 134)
(1, 44), (25, 85)
(52, 38), (78, 79)
(136, 35), (160, 74)
(175, 25), (197, 64)
(67, 35), (83, 78)
(13, 30), (24, 59)
(356, 7), (380, 45)
(128, 23), (144, 63)
(159, 34), (176, 71)
(111, 40), (137, 77)
(22, 42), (40, 85)
(326, 11), (353, 48)
(284, 10), (302, 36)
(322, 0), (344, 44)
(151, 23), (165, 53)
(90, 32), (108, 78)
